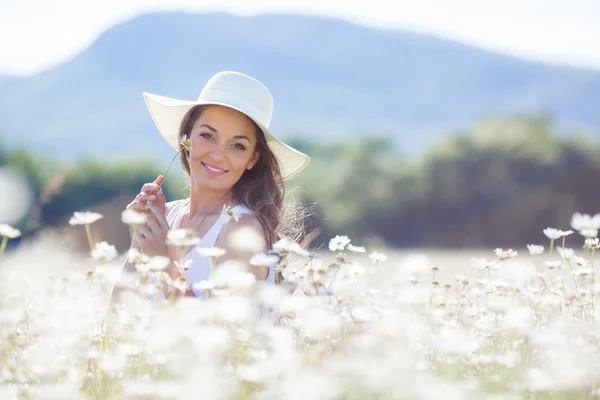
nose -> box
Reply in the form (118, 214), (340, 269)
(211, 145), (226, 162)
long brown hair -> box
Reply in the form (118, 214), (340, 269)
(178, 105), (294, 251)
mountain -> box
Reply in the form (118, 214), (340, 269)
(1, 12), (599, 163)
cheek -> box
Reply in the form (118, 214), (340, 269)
(189, 138), (208, 157)
(229, 152), (254, 170)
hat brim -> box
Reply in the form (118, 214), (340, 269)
(143, 92), (310, 181)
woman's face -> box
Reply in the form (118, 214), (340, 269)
(186, 105), (260, 192)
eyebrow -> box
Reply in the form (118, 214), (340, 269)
(233, 135), (252, 143)
(198, 124), (252, 143)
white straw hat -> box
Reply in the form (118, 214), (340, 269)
(143, 71), (310, 181)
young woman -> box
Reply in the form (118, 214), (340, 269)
(122, 71), (310, 296)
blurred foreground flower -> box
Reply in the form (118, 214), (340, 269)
(494, 248), (518, 260)
(527, 244), (544, 255)
(571, 212), (600, 231)
(166, 228), (200, 247)
(69, 211), (103, 226)
(347, 243), (366, 253)
(5, 207), (600, 399)
(329, 235), (351, 251)
(0, 223), (22, 259)
(369, 251), (387, 263)
(90, 241), (118, 262)
(69, 211), (104, 252)
(196, 247), (226, 258)
(121, 209), (147, 225)
(584, 238), (599, 251)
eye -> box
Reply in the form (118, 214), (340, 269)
(231, 143), (246, 151)
(200, 132), (214, 140)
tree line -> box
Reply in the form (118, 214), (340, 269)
(2, 113), (599, 251)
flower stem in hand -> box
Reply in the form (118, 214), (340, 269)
(161, 137), (193, 184)
(161, 150), (182, 184)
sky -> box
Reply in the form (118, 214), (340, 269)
(1, 0), (600, 76)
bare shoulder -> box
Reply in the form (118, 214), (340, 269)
(216, 214), (267, 252)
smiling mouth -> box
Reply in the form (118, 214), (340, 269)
(202, 162), (228, 174)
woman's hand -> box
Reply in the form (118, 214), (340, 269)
(126, 175), (166, 239)
(135, 201), (171, 257)
(126, 175), (166, 213)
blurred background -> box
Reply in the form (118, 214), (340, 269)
(1, 0), (600, 255)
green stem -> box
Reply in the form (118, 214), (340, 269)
(593, 249), (596, 322)
(161, 150), (182, 184)
(84, 224), (94, 252)
(550, 238), (555, 254)
(0, 236), (7, 259)
(561, 236), (566, 249)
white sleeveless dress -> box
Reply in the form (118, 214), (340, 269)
(165, 199), (276, 297)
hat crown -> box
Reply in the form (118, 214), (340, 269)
(197, 71), (274, 128)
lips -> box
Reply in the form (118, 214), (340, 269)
(202, 161), (228, 176)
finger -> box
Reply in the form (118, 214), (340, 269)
(147, 203), (169, 231)
(141, 182), (160, 194)
(139, 225), (153, 239)
(144, 211), (162, 232)
(135, 193), (157, 203)
(154, 175), (164, 186)
(155, 188), (166, 207)
(127, 202), (150, 213)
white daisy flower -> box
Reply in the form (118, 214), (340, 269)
(573, 256), (588, 267)
(121, 209), (147, 225)
(180, 136), (193, 151)
(134, 263), (151, 274)
(526, 244), (544, 255)
(544, 260), (562, 269)
(271, 238), (312, 257)
(90, 241), (118, 262)
(471, 257), (498, 270)
(221, 205), (242, 224)
(579, 228), (598, 239)
(543, 228), (563, 240)
(249, 253), (280, 267)
(584, 238), (600, 250)
(69, 211), (103, 226)
(493, 248), (518, 260)
(557, 247), (575, 261)
(574, 267), (594, 277)
(172, 277), (189, 293)
(347, 244), (366, 253)
(127, 248), (150, 264)
(571, 212), (600, 231)
(368, 251), (388, 264)
(192, 280), (215, 291)
(328, 235), (351, 252)
(167, 228), (200, 246)
(175, 259), (192, 271)
(0, 224), (21, 239)
(149, 256), (171, 271)
(196, 247), (226, 258)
